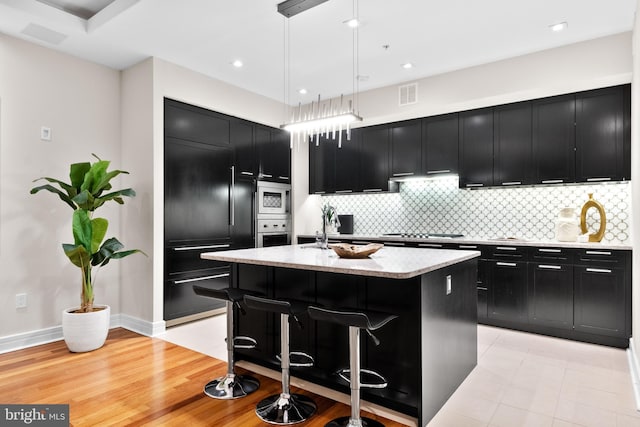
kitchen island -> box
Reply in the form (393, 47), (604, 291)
(201, 244), (480, 427)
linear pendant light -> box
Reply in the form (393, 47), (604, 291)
(278, 0), (362, 149)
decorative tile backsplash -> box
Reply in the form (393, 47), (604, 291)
(322, 177), (631, 244)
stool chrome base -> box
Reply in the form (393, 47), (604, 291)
(256, 392), (317, 425)
(203, 374), (260, 399)
(325, 416), (385, 427)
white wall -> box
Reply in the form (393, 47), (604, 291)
(631, 1), (640, 355)
(0, 34), (121, 337)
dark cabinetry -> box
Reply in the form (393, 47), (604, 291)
(256, 126), (291, 183)
(486, 246), (528, 323)
(390, 119), (422, 179)
(423, 113), (459, 176)
(335, 130), (361, 193)
(360, 125), (391, 192)
(309, 135), (337, 194)
(458, 108), (494, 188)
(230, 118), (257, 178)
(575, 85), (630, 182)
(532, 94), (576, 184)
(494, 102), (532, 186)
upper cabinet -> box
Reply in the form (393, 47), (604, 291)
(494, 102), (532, 186)
(575, 85), (630, 182)
(165, 99), (230, 147)
(422, 113), (459, 176)
(230, 118), (257, 178)
(360, 124), (393, 192)
(390, 119), (422, 179)
(309, 134), (337, 194)
(459, 108), (494, 188)
(532, 94), (576, 184)
(255, 126), (291, 183)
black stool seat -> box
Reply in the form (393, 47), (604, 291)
(308, 305), (397, 427)
(192, 285), (260, 400)
(243, 294), (316, 425)
(307, 306), (397, 331)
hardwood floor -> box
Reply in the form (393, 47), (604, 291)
(0, 328), (408, 426)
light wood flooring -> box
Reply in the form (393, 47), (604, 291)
(0, 328), (407, 426)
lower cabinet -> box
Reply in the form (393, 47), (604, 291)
(528, 263), (573, 330)
(487, 260), (528, 323)
(574, 266), (626, 337)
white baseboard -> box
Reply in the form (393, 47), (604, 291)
(627, 338), (640, 411)
(0, 313), (165, 354)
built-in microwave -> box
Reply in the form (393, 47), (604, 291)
(256, 181), (291, 216)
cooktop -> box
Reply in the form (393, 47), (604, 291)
(383, 233), (464, 239)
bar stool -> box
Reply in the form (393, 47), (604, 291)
(193, 286), (260, 399)
(244, 294), (317, 425)
(308, 305), (397, 427)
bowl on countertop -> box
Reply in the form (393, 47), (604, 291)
(329, 243), (383, 259)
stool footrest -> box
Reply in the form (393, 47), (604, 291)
(276, 351), (315, 368)
(233, 335), (257, 349)
(338, 368), (388, 389)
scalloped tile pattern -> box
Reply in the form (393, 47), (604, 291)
(322, 177), (630, 244)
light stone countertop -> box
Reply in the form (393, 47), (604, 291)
(298, 234), (632, 251)
(201, 244), (480, 279)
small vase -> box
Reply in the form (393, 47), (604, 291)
(555, 207), (579, 242)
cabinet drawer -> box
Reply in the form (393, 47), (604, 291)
(165, 243), (232, 273)
(164, 266), (230, 320)
(488, 245), (528, 260)
(577, 249), (627, 265)
(531, 247), (575, 264)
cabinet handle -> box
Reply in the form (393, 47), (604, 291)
(174, 273), (230, 285)
(586, 268), (612, 274)
(385, 242), (405, 246)
(418, 243), (443, 248)
(539, 248), (561, 253)
(240, 171), (254, 176)
(392, 172), (414, 177)
(538, 264), (562, 270)
(585, 250), (611, 256)
(260, 173), (273, 178)
(173, 244), (231, 251)
(427, 169), (451, 174)
(541, 179), (564, 184)
(496, 247), (517, 251)
(501, 181), (521, 186)
(352, 241), (372, 244)
(278, 176), (289, 180)
(363, 188), (383, 192)
(314, 191), (326, 195)
(477, 287), (488, 291)
(459, 245), (478, 249)
(230, 166), (235, 226)
(335, 190), (353, 193)
(496, 262), (517, 267)
(586, 177), (612, 182)
(465, 183), (483, 188)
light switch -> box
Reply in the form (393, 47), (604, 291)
(40, 126), (51, 141)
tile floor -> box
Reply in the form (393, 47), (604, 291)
(158, 316), (640, 427)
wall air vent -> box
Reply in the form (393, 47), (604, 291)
(399, 83), (418, 106)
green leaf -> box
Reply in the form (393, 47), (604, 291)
(63, 243), (91, 269)
(29, 184), (76, 210)
(69, 162), (91, 189)
(71, 210), (93, 250)
(90, 217), (108, 254)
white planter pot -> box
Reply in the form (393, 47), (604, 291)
(62, 305), (111, 352)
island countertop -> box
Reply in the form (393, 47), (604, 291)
(201, 244), (480, 279)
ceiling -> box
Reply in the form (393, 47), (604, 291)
(0, 0), (636, 105)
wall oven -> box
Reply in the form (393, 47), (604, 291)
(256, 181), (291, 247)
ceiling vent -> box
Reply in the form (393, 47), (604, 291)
(21, 23), (67, 45)
(399, 83), (418, 106)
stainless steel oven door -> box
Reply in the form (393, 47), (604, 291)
(257, 232), (290, 247)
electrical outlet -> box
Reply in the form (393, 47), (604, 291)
(446, 275), (452, 295)
(16, 293), (27, 309)
(40, 126), (51, 141)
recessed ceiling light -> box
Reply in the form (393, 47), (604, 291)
(298, 88), (307, 94)
(402, 63), (414, 69)
(344, 18), (359, 28)
(232, 60), (243, 68)
(550, 22), (568, 32)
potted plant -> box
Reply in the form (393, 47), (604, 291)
(30, 154), (145, 352)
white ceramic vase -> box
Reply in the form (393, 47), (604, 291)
(62, 305), (111, 352)
(555, 208), (580, 242)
